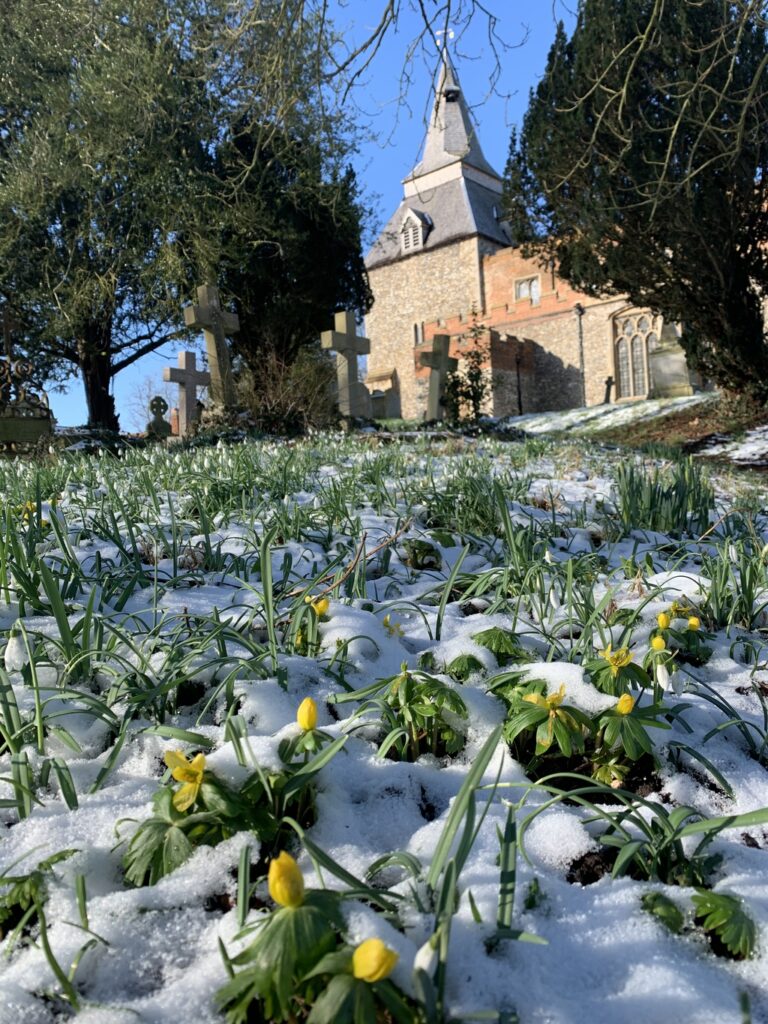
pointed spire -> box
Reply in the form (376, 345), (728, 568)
(407, 50), (499, 182)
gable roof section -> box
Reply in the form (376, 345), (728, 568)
(366, 177), (510, 269)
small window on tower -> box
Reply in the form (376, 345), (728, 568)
(400, 214), (426, 255)
(515, 276), (541, 305)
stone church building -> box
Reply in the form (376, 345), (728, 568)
(363, 57), (694, 421)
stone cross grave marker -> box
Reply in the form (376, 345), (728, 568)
(320, 310), (371, 418)
(183, 284), (238, 407)
(163, 351), (211, 436)
(420, 334), (458, 420)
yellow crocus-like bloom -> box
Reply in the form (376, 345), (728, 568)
(687, 616), (701, 631)
(656, 612), (671, 630)
(616, 693), (635, 715)
(650, 636), (666, 652)
(268, 851), (305, 908)
(305, 595), (330, 617)
(383, 614), (405, 637)
(599, 643), (633, 677)
(297, 696), (318, 731)
(164, 750), (206, 812)
(523, 683), (566, 711)
(352, 938), (399, 982)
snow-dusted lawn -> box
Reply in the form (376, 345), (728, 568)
(0, 432), (767, 1024)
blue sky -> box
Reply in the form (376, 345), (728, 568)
(52, 2), (575, 429)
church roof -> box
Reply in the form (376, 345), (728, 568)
(365, 52), (509, 270)
(407, 54), (498, 180)
(365, 178), (509, 268)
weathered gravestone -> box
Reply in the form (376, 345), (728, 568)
(649, 324), (693, 398)
(419, 334), (458, 421)
(0, 358), (52, 447)
(163, 351), (211, 436)
(145, 396), (172, 440)
(320, 311), (371, 418)
(182, 285), (238, 408)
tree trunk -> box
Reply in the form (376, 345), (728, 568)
(79, 323), (119, 431)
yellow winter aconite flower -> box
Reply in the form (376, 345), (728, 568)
(599, 643), (633, 677)
(523, 683), (566, 711)
(383, 613), (404, 637)
(616, 693), (635, 715)
(297, 696), (318, 732)
(669, 600), (691, 619)
(305, 595), (330, 617)
(650, 636), (666, 652)
(352, 938), (399, 982)
(687, 616), (701, 631)
(268, 851), (305, 908)
(656, 612), (671, 630)
(164, 750), (206, 812)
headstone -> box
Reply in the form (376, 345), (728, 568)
(146, 396), (172, 440)
(170, 407), (180, 436)
(320, 310), (371, 418)
(163, 351), (211, 436)
(182, 284), (238, 407)
(649, 324), (693, 398)
(603, 375), (614, 404)
(0, 358), (52, 447)
(419, 334), (458, 421)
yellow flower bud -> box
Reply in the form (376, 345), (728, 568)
(650, 636), (666, 652)
(311, 597), (330, 617)
(687, 616), (701, 631)
(656, 612), (671, 630)
(352, 938), (399, 983)
(268, 851), (305, 908)
(297, 696), (318, 732)
(616, 693), (635, 715)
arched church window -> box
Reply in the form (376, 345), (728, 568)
(613, 312), (660, 398)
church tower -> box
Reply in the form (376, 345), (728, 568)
(364, 54), (510, 419)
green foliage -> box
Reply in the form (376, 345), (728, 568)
(692, 889), (757, 960)
(614, 459), (714, 539)
(502, 681), (594, 759)
(336, 666), (468, 762)
(640, 891), (684, 934)
(508, 4), (768, 398)
(472, 626), (537, 667)
(0, 849), (76, 938)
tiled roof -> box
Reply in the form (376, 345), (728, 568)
(366, 177), (510, 269)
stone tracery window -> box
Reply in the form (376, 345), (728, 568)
(614, 311), (661, 398)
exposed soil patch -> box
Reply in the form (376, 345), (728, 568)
(567, 847), (617, 886)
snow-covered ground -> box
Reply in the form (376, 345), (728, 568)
(0, 436), (766, 1024)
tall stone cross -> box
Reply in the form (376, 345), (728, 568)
(163, 351), (211, 436)
(183, 284), (238, 406)
(320, 310), (371, 418)
(420, 334), (458, 420)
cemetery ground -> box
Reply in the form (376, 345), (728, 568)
(3, 428), (768, 1023)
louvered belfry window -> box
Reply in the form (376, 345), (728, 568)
(401, 218), (422, 254)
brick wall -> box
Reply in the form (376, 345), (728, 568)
(368, 238), (685, 420)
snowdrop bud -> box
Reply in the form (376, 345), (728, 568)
(728, 544), (738, 563)
(655, 662), (670, 692)
(4, 628), (30, 672)
(549, 588), (560, 611)
(544, 548), (554, 565)
(414, 935), (438, 977)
